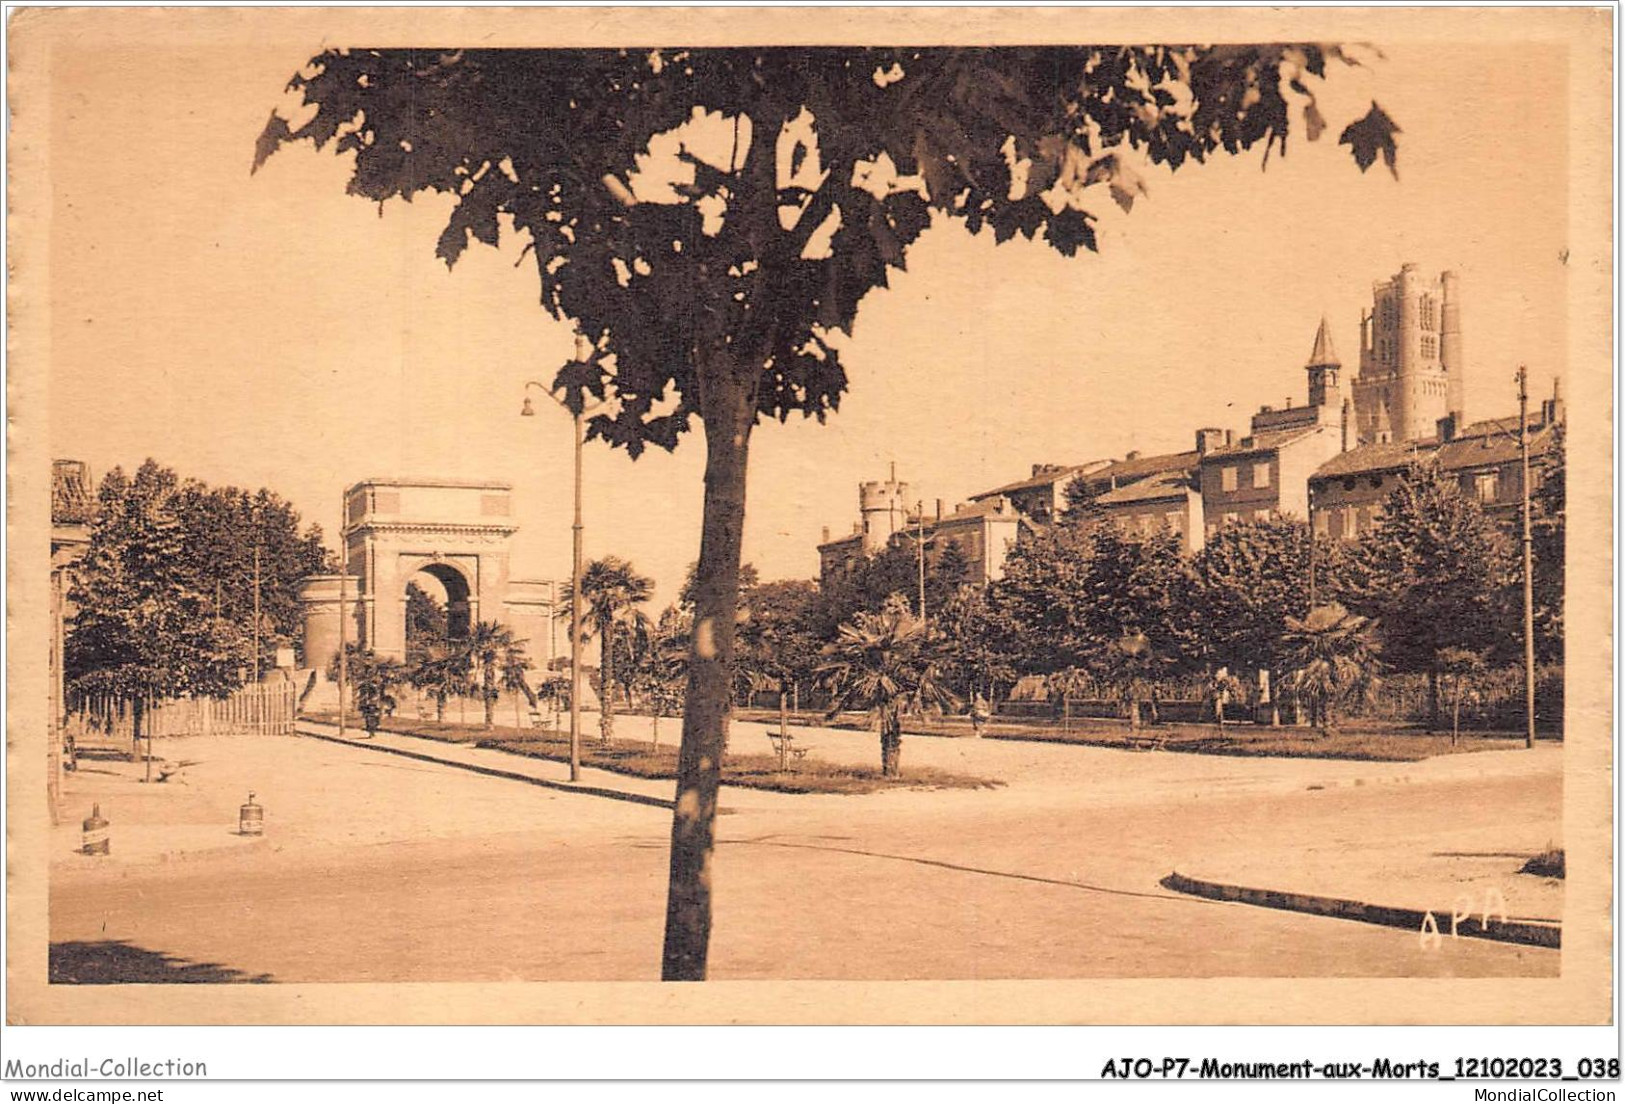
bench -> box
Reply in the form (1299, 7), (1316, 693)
(1123, 732), (1169, 752)
(767, 732), (811, 763)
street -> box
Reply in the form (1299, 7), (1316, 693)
(48, 723), (1563, 982)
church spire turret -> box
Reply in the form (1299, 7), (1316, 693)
(1306, 315), (1341, 409)
(1308, 315), (1340, 368)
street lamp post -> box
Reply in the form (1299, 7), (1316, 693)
(523, 335), (602, 784)
(1517, 365), (1536, 749)
(1484, 367), (1541, 750)
(1307, 486), (1317, 610)
(915, 501), (927, 625)
(338, 493), (349, 737)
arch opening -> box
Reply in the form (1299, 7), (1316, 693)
(404, 564), (472, 663)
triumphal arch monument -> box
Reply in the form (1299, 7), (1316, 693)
(299, 479), (555, 673)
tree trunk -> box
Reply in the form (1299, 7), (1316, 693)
(661, 378), (755, 982)
(880, 710), (902, 778)
(1427, 667), (1441, 733)
(484, 669), (496, 729)
(130, 696), (144, 762)
(1451, 689), (1461, 746)
(436, 695), (445, 723)
(600, 620), (615, 744)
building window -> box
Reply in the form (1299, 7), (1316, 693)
(1221, 466), (1238, 492)
(1222, 512), (1238, 528)
(1474, 471), (1500, 503)
(1252, 462), (1270, 489)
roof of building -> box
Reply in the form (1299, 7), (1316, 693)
(52, 460), (93, 526)
(931, 498), (1021, 526)
(816, 531), (865, 552)
(1198, 424), (1321, 461)
(1312, 438), (1428, 479)
(1087, 448), (1201, 487)
(1312, 417), (1560, 480)
(968, 460), (1109, 501)
(1308, 315), (1340, 367)
(1095, 468), (1194, 506)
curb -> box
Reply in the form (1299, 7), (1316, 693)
(1161, 870), (1561, 949)
(295, 726), (674, 810)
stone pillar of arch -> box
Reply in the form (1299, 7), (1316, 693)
(298, 573), (361, 675)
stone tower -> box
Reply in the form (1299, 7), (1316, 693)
(858, 464), (912, 554)
(1352, 264), (1464, 444)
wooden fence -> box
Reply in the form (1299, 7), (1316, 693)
(66, 682), (297, 756)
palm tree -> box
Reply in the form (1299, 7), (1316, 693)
(639, 606), (690, 748)
(1280, 603), (1382, 732)
(565, 556), (654, 743)
(408, 645), (472, 724)
(817, 597), (957, 778)
(465, 620), (523, 730)
(334, 646), (407, 738)
(498, 634), (536, 730)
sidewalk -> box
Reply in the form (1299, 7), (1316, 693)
(296, 719), (676, 809)
(49, 726), (679, 879)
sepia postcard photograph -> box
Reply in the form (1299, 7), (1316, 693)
(4, 4), (1614, 1039)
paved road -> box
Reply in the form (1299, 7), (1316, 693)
(49, 727), (1561, 983)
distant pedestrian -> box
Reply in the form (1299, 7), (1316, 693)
(969, 692), (991, 738)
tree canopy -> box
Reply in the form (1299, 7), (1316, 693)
(66, 460), (330, 709)
(1345, 460), (1517, 678)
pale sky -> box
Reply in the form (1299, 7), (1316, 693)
(41, 31), (1571, 611)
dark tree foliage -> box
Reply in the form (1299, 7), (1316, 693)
(933, 585), (1019, 702)
(66, 463), (247, 725)
(988, 523), (1097, 675)
(736, 578), (824, 706)
(1188, 515), (1350, 676)
(169, 478), (331, 667)
(1345, 460), (1517, 693)
(926, 539), (973, 611)
(993, 521), (1199, 681)
(66, 461), (329, 727)
(813, 540), (968, 635)
(1061, 473), (1103, 523)
(1073, 525), (1200, 680)
(259, 42), (1389, 980)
